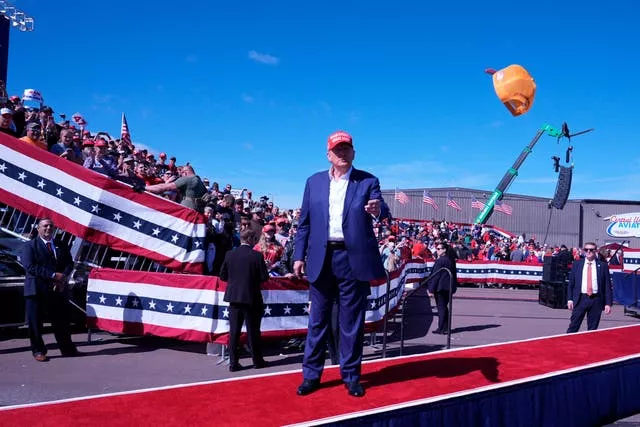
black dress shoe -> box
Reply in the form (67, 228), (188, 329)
(345, 381), (365, 397)
(432, 329), (444, 335)
(254, 360), (268, 369)
(33, 353), (49, 362)
(61, 349), (82, 357)
(297, 379), (321, 396)
(229, 363), (243, 372)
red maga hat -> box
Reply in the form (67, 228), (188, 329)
(327, 131), (353, 151)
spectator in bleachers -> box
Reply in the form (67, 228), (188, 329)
(20, 122), (47, 150)
(145, 165), (208, 212)
(254, 224), (284, 274)
(274, 218), (290, 247)
(83, 139), (118, 177)
(50, 129), (82, 164)
(510, 243), (526, 262)
(0, 107), (17, 137)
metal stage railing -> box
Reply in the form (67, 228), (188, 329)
(0, 203), (173, 279)
(623, 267), (640, 318)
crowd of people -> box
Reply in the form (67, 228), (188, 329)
(1, 95), (624, 280)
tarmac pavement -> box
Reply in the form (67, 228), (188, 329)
(1, 287), (639, 424)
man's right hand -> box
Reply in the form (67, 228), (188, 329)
(53, 272), (66, 282)
(293, 261), (305, 279)
(567, 301), (574, 311)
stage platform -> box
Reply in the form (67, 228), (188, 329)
(1, 325), (639, 427)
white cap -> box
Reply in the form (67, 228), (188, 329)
(0, 108), (13, 115)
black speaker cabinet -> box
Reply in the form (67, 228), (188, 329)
(539, 281), (568, 309)
(551, 166), (573, 210)
(542, 255), (570, 282)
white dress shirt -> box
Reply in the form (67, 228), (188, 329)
(581, 260), (598, 294)
(328, 167), (352, 241)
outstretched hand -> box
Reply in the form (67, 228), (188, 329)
(365, 199), (380, 217)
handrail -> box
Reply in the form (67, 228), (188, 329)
(400, 266), (455, 354)
(624, 266), (640, 277)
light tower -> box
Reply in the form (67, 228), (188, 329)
(0, 1), (35, 85)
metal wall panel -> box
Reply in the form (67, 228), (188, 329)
(580, 201), (640, 248)
(382, 188), (640, 248)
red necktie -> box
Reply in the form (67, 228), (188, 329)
(586, 262), (593, 296)
(46, 242), (55, 259)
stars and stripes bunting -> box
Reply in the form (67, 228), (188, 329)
(446, 192), (462, 211)
(89, 258), (621, 343)
(395, 189), (410, 204)
(472, 196), (485, 210)
(423, 190), (439, 210)
(495, 199), (513, 215)
(0, 133), (205, 273)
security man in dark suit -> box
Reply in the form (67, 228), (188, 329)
(566, 242), (613, 333)
(219, 228), (269, 372)
(22, 218), (77, 361)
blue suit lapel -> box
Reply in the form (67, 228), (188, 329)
(342, 169), (360, 224)
(320, 173), (330, 230)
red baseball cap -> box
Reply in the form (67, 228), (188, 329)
(327, 131), (353, 151)
(159, 152), (167, 159)
(262, 224), (275, 233)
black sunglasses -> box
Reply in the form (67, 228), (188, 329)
(583, 248), (596, 252)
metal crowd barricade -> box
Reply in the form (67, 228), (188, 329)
(399, 266), (454, 355)
(1, 203), (172, 276)
(623, 267), (640, 318)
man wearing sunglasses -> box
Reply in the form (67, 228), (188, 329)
(566, 242), (612, 333)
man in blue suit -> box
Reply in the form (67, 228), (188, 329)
(566, 242), (612, 333)
(22, 218), (77, 361)
(294, 130), (388, 397)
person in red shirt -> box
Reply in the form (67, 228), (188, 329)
(253, 224), (284, 273)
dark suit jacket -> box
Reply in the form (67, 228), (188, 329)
(22, 237), (74, 297)
(567, 258), (613, 307)
(220, 244), (269, 306)
(293, 168), (388, 283)
(427, 255), (458, 294)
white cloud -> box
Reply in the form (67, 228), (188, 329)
(248, 50), (279, 65)
(131, 141), (159, 156)
(93, 93), (116, 104)
(241, 93), (255, 104)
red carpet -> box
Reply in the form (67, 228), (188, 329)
(2, 325), (640, 426)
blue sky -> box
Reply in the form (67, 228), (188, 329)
(7, 0), (640, 208)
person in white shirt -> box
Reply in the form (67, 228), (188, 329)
(566, 242), (612, 333)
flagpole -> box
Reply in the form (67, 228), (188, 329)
(420, 197), (424, 221)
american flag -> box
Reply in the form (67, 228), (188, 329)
(423, 190), (439, 210)
(446, 192), (462, 211)
(121, 113), (132, 147)
(472, 196), (485, 210)
(0, 133), (205, 273)
(395, 189), (410, 204)
(495, 199), (513, 215)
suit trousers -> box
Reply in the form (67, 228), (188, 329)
(228, 303), (264, 366)
(567, 293), (604, 333)
(303, 247), (369, 383)
(434, 291), (450, 333)
(25, 292), (76, 355)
